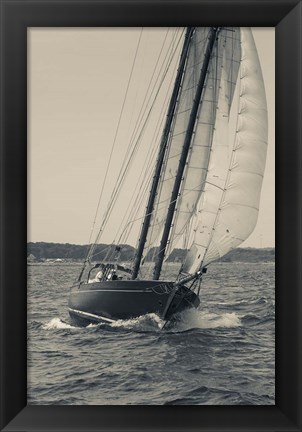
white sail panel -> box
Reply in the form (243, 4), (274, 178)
(183, 27), (268, 273)
(164, 58), (217, 256)
(142, 28), (210, 259)
(165, 28), (241, 258)
(182, 61), (231, 271)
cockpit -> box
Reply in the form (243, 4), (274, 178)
(87, 263), (132, 283)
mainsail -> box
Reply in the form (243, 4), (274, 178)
(142, 27), (241, 262)
(142, 28), (209, 260)
(166, 32), (241, 258)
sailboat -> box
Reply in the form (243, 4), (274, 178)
(68, 27), (268, 326)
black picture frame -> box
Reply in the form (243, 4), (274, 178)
(1, 0), (301, 431)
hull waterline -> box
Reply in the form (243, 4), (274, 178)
(68, 279), (200, 326)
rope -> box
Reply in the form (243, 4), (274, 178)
(87, 28), (144, 248)
(88, 29), (185, 258)
(113, 33), (181, 247)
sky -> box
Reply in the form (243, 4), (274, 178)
(28, 27), (275, 248)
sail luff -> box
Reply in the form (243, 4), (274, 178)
(153, 27), (220, 280)
(131, 27), (194, 279)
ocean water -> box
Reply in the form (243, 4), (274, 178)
(27, 261), (275, 405)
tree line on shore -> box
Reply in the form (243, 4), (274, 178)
(27, 242), (275, 263)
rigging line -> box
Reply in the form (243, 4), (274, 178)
(142, 29), (195, 254)
(129, 86), (175, 225)
(122, 28), (177, 160)
(110, 29), (183, 207)
(121, 124), (160, 240)
(85, 30), (145, 264)
(113, 49), (180, 246)
(112, 96), (168, 244)
(164, 48), (202, 249)
(91, 31), (186, 250)
(120, 115), (166, 245)
(89, 244), (112, 261)
(122, 30), (170, 144)
(146, 194), (202, 265)
(143, 131), (170, 249)
(143, 113), (175, 253)
(113, 31), (180, 192)
(116, 171), (154, 245)
(136, 45), (181, 178)
(103, 243), (116, 262)
(117, 168), (154, 245)
(91, 30), (184, 264)
(153, 29), (222, 275)
(120, 168), (170, 247)
(98, 31), (182, 223)
(128, 29), (183, 154)
(110, 27), (181, 201)
(128, 28), (182, 146)
(86, 28), (144, 248)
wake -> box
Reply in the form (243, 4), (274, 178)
(172, 309), (241, 332)
(42, 318), (76, 330)
(41, 309), (241, 333)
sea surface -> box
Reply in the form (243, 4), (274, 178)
(27, 261), (275, 405)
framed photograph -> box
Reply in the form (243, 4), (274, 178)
(1, 0), (301, 431)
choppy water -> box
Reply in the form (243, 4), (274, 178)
(27, 261), (275, 405)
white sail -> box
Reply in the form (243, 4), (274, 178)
(143, 27), (241, 262)
(182, 27), (268, 273)
(166, 29), (241, 257)
(142, 28), (210, 260)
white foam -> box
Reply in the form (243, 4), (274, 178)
(103, 310), (241, 332)
(42, 318), (75, 330)
(41, 310), (241, 333)
(174, 309), (241, 332)
(110, 313), (165, 331)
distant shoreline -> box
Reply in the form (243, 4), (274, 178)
(27, 242), (275, 264)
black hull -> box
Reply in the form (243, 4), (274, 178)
(68, 279), (200, 326)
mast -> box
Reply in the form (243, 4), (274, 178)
(131, 27), (195, 280)
(153, 27), (220, 280)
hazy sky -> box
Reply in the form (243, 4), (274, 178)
(28, 27), (275, 248)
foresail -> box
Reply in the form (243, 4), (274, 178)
(182, 28), (268, 273)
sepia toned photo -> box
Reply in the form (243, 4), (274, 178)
(27, 27), (275, 405)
